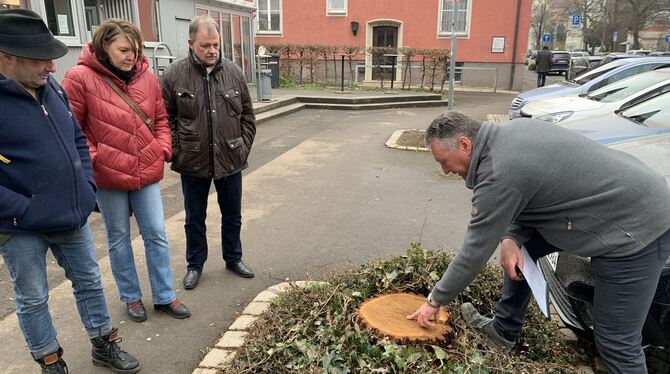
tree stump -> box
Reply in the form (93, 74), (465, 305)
(357, 293), (453, 343)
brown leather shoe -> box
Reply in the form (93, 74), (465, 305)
(154, 299), (191, 319)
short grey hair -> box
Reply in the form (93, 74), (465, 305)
(189, 15), (219, 40)
(425, 111), (481, 149)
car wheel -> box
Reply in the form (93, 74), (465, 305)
(646, 346), (669, 374)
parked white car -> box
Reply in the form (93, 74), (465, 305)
(520, 67), (670, 123)
(558, 90), (670, 143)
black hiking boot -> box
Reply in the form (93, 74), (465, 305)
(34, 347), (68, 374)
(90, 328), (141, 373)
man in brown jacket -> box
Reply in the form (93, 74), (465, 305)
(161, 15), (256, 289)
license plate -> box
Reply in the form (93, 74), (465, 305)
(546, 253), (559, 270)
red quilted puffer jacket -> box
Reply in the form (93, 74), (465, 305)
(61, 42), (171, 190)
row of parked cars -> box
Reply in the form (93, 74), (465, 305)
(510, 56), (670, 373)
(542, 50), (670, 80)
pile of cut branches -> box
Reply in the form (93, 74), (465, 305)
(226, 245), (592, 373)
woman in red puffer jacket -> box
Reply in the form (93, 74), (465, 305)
(62, 19), (190, 323)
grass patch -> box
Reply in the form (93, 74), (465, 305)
(227, 245), (591, 373)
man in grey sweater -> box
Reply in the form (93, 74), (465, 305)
(407, 111), (670, 374)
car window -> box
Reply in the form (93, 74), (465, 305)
(573, 61), (628, 85)
(574, 58), (588, 67)
(586, 64), (664, 92)
(620, 91), (670, 129)
(552, 53), (571, 61)
(586, 73), (667, 103)
(588, 59), (603, 68)
(622, 83), (670, 109)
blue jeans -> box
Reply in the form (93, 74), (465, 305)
(96, 183), (176, 305)
(536, 72), (548, 87)
(181, 172), (243, 272)
(0, 225), (112, 357)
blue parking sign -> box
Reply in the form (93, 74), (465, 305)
(572, 15), (580, 26)
(666, 34), (670, 44)
(542, 34), (551, 43)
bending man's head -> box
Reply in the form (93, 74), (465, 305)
(425, 111), (481, 180)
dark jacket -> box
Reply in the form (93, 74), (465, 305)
(161, 52), (255, 179)
(535, 49), (552, 73)
(430, 119), (670, 305)
(0, 74), (97, 234)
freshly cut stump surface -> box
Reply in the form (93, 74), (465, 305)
(358, 293), (453, 343)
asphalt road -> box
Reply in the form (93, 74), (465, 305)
(0, 90), (516, 373)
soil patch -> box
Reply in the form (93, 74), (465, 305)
(396, 129), (427, 148)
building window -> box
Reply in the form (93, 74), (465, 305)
(44, 0), (76, 36)
(0, 0), (21, 10)
(257, 0), (281, 34)
(439, 0), (470, 36)
(327, 0), (346, 15)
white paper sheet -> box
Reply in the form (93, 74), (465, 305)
(520, 245), (550, 318)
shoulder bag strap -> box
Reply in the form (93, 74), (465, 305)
(97, 73), (153, 132)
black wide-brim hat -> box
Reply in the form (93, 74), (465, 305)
(0, 9), (68, 60)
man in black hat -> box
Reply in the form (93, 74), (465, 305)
(0, 9), (141, 374)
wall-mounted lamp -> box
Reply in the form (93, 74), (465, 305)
(350, 21), (359, 36)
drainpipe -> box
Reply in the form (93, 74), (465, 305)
(508, 0), (522, 91)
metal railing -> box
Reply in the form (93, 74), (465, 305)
(353, 64), (500, 92)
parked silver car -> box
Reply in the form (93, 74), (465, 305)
(509, 57), (670, 119)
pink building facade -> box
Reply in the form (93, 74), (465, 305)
(255, 0), (532, 90)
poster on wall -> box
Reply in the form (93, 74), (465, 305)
(57, 14), (69, 35)
(491, 36), (505, 53)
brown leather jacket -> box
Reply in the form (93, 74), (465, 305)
(161, 52), (255, 179)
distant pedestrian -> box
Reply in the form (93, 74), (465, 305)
(535, 46), (551, 87)
(161, 15), (257, 289)
(0, 9), (140, 373)
(62, 19), (191, 323)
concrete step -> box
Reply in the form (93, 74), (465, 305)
(303, 100), (449, 111)
(253, 97), (299, 114)
(256, 102), (306, 124)
(297, 94), (443, 105)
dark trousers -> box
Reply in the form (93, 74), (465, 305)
(492, 229), (670, 374)
(181, 172), (243, 272)
(537, 72), (548, 87)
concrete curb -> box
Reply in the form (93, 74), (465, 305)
(385, 129), (429, 152)
(193, 281), (328, 373)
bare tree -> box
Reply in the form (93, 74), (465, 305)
(563, 0), (603, 49)
(624, 0), (670, 49)
(530, 0), (552, 50)
(342, 46), (363, 84)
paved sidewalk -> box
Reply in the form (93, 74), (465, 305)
(0, 86), (529, 373)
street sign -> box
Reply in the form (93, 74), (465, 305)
(571, 29), (580, 37)
(542, 34), (551, 43)
(613, 31), (619, 42)
(571, 15), (581, 28)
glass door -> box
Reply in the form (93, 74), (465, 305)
(242, 16), (253, 82)
(221, 14), (233, 62)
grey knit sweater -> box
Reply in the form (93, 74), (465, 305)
(430, 119), (670, 306)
